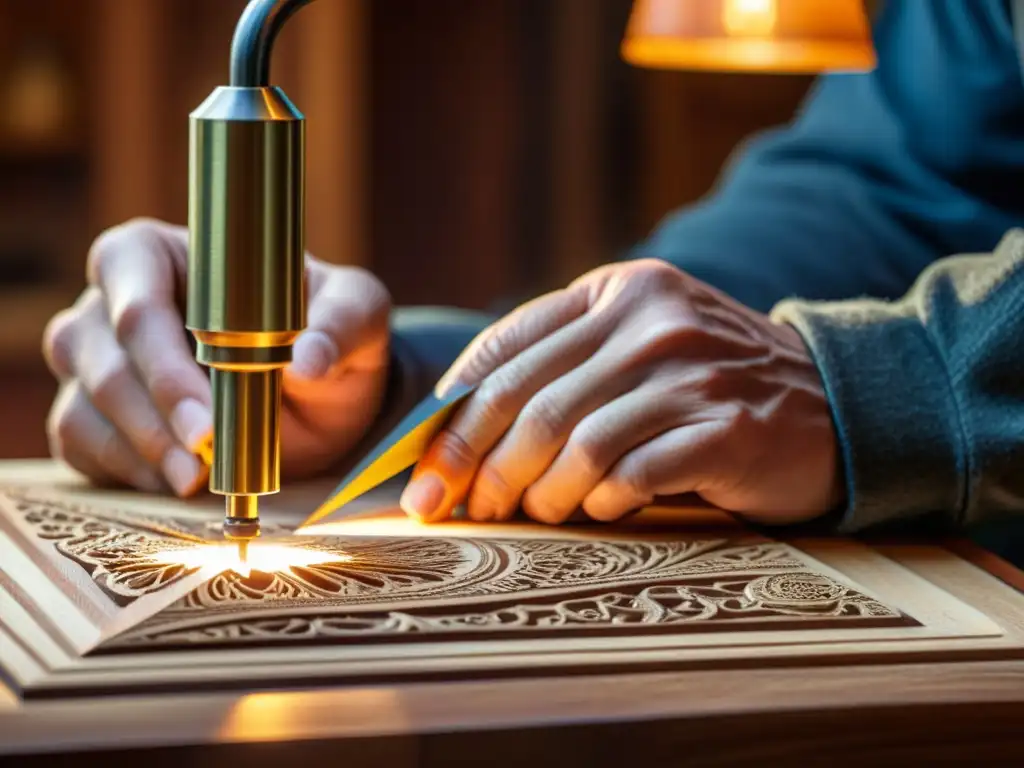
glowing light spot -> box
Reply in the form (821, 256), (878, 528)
(722, 0), (777, 37)
(149, 542), (348, 578)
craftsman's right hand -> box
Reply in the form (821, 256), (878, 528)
(42, 218), (392, 496)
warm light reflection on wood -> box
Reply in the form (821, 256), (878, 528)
(722, 0), (777, 37)
(149, 543), (348, 578)
(297, 504), (742, 540)
(218, 689), (407, 741)
(218, 692), (305, 741)
(300, 515), (477, 539)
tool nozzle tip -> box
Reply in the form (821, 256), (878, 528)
(224, 495), (261, 544)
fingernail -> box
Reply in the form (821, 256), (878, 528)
(169, 398), (213, 452)
(288, 332), (336, 380)
(434, 370), (463, 400)
(434, 374), (453, 399)
(162, 447), (204, 497)
(400, 472), (446, 520)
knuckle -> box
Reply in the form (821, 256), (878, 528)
(613, 460), (651, 501)
(473, 462), (517, 504)
(629, 259), (685, 293)
(694, 366), (731, 397)
(86, 217), (161, 284)
(466, 327), (515, 380)
(85, 234), (111, 284)
(314, 266), (391, 326)
(42, 308), (77, 376)
(352, 267), (390, 305)
(434, 429), (479, 470)
(481, 323), (514, 360)
(519, 392), (566, 445)
(474, 373), (518, 424)
(725, 404), (760, 437)
(93, 431), (127, 474)
(85, 225), (125, 283)
(122, 215), (162, 230)
(146, 364), (191, 409)
(638, 320), (700, 357)
(668, 366), (729, 401)
(585, 474), (650, 522)
(521, 491), (568, 525)
(566, 423), (612, 478)
(46, 389), (80, 457)
(110, 297), (150, 348)
(89, 360), (133, 409)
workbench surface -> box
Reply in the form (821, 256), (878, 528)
(0, 459), (1021, 767)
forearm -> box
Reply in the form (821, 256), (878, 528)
(772, 229), (1024, 533)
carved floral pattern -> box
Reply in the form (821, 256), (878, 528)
(6, 491), (205, 606)
(0, 487), (912, 651)
(101, 538), (911, 649)
(106, 568), (910, 649)
(2, 487), (286, 606)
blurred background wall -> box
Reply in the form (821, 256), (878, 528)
(0, 0), (811, 458)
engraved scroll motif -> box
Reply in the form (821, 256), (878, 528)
(103, 538), (913, 650)
(4, 488), (280, 606)
(0, 488), (912, 650)
(156, 538), (807, 611)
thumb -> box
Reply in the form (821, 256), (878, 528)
(287, 263), (391, 381)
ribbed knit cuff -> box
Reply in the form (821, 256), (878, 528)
(770, 300), (967, 533)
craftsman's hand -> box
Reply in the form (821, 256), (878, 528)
(42, 218), (391, 496)
(401, 259), (842, 526)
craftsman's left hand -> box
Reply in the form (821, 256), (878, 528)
(400, 259), (843, 526)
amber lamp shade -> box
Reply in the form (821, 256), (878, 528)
(622, 0), (877, 74)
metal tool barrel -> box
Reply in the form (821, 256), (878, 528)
(186, 85), (305, 499)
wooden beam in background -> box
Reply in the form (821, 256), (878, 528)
(635, 71), (811, 237)
(634, 69), (689, 239)
(90, 0), (171, 232)
(550, 0), (606, 286)
(165, 0), (250, 226)
(289, 0), (368, 267)
(371, 0), (524, 310)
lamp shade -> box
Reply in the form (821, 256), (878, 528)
(622, 0), (876, 74)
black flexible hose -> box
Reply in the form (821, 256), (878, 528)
(229, 0), (315, 87)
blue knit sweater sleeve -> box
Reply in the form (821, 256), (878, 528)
(631, 0), (1024, 313)
(773, 230), (1024, 533)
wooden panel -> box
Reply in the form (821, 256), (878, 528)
(1, 479), (1024, 701)
(90, 0), (173, 230)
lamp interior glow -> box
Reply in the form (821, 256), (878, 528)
(621, 0), (877, 74)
